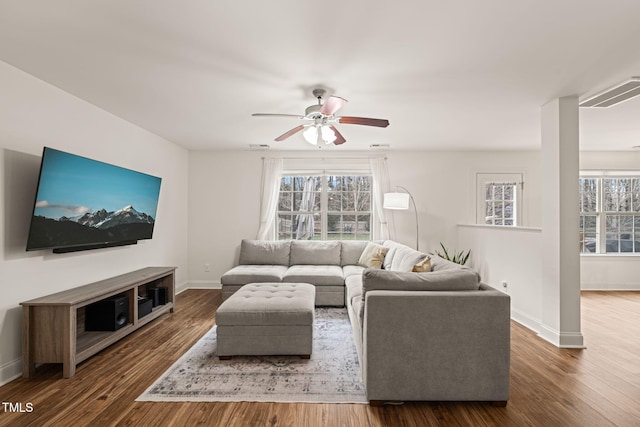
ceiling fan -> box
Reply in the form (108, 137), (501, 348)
(252, 88), (390, 146)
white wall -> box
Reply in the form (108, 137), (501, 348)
(0, 61), (189, 384)
(458, 225), (543, 333)
(188, 151), (264, 287)
(385, 151), (542, 252)
(186, 150), (543, 286)
(579, 151), (640, 290)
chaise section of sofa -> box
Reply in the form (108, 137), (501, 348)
(345, 245), (510, 405)
(361, 281), (510, 404)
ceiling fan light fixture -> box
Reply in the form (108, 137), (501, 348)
(303, 125), (336, 145)
(252, 87), (389, 146)
(321, 125), (336, 144)
(303, 126), (318, 145)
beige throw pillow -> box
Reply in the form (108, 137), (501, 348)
(412, 256), (432, 272)
(358, 242), (389, 269)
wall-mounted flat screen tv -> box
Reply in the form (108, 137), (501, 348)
(26, 147), (162, 253)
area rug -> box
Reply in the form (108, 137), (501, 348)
(136, 308), (367, 403)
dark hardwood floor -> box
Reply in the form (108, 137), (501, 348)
(1, 290), (639, 426)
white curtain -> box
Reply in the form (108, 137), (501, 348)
(295, 176), (317, 240)
(256, 158), (283, 240)
(370, 157), (392, 240)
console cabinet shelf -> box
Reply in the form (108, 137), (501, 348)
(21, 266), (176, 378)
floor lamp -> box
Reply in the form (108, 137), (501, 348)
(383, 186), (419, 250)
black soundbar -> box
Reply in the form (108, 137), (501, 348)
(53, 240), (137, 253)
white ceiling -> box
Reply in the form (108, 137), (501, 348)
(1, 1), (640, 152)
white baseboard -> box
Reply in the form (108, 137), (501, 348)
(537, 323), (586, 349)
(176, 280), (221, 294)
(510, 308), (542, 335)
(0, 357), (23, 387)
(511, 309), (585, 348)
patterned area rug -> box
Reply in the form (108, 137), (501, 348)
(137, 308), (367, 403)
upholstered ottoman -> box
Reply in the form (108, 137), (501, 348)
(215, 282), (315, 359)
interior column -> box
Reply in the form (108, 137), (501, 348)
(540, 96), (585, 348)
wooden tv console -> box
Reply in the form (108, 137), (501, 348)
(21, 266), (176, 378)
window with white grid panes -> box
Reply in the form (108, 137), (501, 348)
(326, 175), (371, 240)
(476, 173), (522, 226)
(484, 182), (517, 226)
(579, 178), (598, 253)
(579, 176), (640, 254)
(277, 174), (372, 240)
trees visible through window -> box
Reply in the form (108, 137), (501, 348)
(476, 173), (522, 226)
(579, 176), (640, 254)
(277, 174), (372, 240)
(484, 182), (517, 226)
(579, 178), (598, 253)
(278, 176), (321, 240)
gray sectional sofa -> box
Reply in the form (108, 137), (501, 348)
(220, 239), (511, 405)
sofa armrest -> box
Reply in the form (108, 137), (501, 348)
(362, 285), (510, 403)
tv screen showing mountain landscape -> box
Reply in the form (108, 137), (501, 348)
(26, 147), (162, 252)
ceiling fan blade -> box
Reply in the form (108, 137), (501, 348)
(252, 113), (305, 119)
(329, 126), (346, 145)
(339, 116), (390, 128)
(275, 125), (305, 141)
(320, 96), (347, 116)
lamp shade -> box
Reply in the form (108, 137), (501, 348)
(321, 125), (337, 144)
(303, 125), (337, 145)
(303, 126), (318, 145)
(383, 192), (410, 210)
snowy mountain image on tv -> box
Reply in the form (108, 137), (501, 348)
(26, 148), (162, 251)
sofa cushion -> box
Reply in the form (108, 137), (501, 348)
(358, 242), (389, 269)
(290, 240), (341, 265)
(388, 245), (429, 272)
(430, 255), (482, 281)
(345, 273), (365, 323)
(362, 268), (480, 293)
(220, 265), (289, 285)
(343, 265), (365, 279)
(382, 241), (398, 270)
(345, 273), (364, 302)
(238, 240), (291, 265)
(282, 265), (344, 286)
(340, 241), (369, 266)
(350, 296), (364, 336)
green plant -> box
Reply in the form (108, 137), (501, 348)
(434, 242), (471, 265)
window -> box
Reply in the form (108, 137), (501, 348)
(476, 173), (523, 226)
(580, 175), (640, 254)
(484, 183), (516, 226)
(277, 174), (372, 240)
(579, 178), (598, 253)
(278, 176), (321, 240)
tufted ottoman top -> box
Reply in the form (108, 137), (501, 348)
(216, 282), (315, 326)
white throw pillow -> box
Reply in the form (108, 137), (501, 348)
(389, 245), (429, 272)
